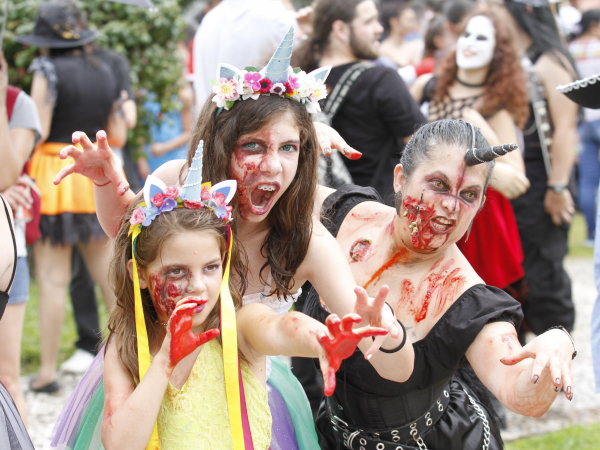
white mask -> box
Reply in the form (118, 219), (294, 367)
(456, 16), (496, 70)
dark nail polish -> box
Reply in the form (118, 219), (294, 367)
(343, 147), (349, 155)
(499, 358), (505, 362)
(554, 387), (559, 392)
(567, 386), (571, 394)
(569, 394), (573, 401)
(532, 375), (539, 384)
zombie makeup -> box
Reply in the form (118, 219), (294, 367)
(149, 266), (192, 319)
(349, 238), (375, 263)
(228, 115), (300, 221)
(456, 16), (496, 70)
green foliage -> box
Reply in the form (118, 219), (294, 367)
(2, 0), (186, 153)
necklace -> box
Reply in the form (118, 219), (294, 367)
(456, 77), (486, 88)
(157, 321), (168, 327)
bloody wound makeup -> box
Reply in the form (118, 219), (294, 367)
(149, 267), (190, 319)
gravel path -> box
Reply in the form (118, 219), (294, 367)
(22, 257), (599, 448)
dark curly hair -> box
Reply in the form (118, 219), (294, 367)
(433, 10), (529, 128)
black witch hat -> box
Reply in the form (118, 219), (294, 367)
(13, 2), (97, 49)
(558, 75), (600, 109)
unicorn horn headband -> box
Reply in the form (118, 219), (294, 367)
(128, 141), (245, 449)
(211, 26), (332, 115)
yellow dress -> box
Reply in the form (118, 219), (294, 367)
(157, 339), (272, 450)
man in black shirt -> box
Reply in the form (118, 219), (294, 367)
(293, 0), (426, 203)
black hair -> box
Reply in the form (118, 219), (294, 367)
(380, 1), (412, 35)
(443, 0), (475, 26)
(292, 0), (364, 73)
(578, 9), (600, 36)
(400, 119), (495, 189)
(504, 0), (577, 77)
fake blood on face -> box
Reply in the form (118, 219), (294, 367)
(403, 195), (452, 251)
(150, 272), (186, 319)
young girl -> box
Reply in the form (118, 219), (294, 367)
(55, 164), (386, 450)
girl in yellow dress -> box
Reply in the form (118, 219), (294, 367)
(99, 166), (386, 450)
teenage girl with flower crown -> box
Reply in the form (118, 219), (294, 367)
(53, 27), (414, 449)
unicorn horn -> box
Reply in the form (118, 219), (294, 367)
(181, 140), (204, 201)
(262, 26), (294, 84)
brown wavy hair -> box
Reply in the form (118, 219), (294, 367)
(434, 10), (529, 128)
(185, 94), (318, 298)
(106, 202), (246, 385)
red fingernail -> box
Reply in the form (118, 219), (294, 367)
(349, 151), (362, 160)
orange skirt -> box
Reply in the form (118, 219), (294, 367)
(29, 143), (96, 216)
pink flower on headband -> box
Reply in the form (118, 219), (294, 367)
(152, 193), (164, 207)
(201, 186), (211, 201)
(130, 207), (145, 225)
(213, 192), (226, 207)
(163, 186), (179, 198)
(184, 200), (205, 209)
(288, 74), (299, 90)
(244, 72), (261, 91)
(270, 83), (286, 95)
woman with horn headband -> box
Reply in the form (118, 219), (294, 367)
(52, 27), (411, 449)
(302, 119), (576, 450)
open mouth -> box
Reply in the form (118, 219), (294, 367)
(249, 183), (280, 214)
(181, 297), (208, 314)
(430, 216), (455, 233)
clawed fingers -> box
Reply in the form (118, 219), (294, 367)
(196, 328), (220, 346)
(340, 313), (362, 333)
(500, 346), (535, 366)
(72, 131), (95, 150)
(58, 145), (83, 161)
(561, 363), (574, 401)
(325, 314), (342, 338)
(54, 163), (76, 185)
(322, 365), (336, 397)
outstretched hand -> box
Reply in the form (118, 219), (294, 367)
(353, 285), (400, 358)
(317, 313), (388, 396)
(500, 329), (574, 401)
(166, 298), (220, 369)
(313, 122), (362, 160)
(53, 130), (130, 196)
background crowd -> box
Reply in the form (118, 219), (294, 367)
(1, 0), (599, 444)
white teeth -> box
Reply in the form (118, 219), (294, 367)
(436, 218), (452, 225)
(258, 185), (276, 191)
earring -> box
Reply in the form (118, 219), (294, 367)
(465, 220), (474, 242)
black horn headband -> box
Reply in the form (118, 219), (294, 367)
(463, 120), (518, 166)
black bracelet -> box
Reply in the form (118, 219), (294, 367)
(547, 325), (577, 360)
(371, 303), (407, 353)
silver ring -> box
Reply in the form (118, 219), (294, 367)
(426, 418), (433, 426)
(360, 438), (367, 445)
(377, 444), (385, 450)
(392, 429), (400, 435)
(393, 436), (401, 442)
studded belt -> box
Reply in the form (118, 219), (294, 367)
(328, 387), (451, 450)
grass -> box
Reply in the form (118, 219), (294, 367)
(506, 423), (600, 449)
(21, 280), (108, 376)
(567, 212), (594, 258)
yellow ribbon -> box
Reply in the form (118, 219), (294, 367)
(221, 226), (245, 449)
(131, 225), (161, 450)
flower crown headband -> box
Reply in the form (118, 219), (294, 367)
(127, 141), (247, 450)
(211, 26), (332, 115)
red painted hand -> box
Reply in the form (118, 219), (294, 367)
(317, 313), (388, 396)
(168, 299), (220, 368)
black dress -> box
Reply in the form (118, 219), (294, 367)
(0, 195), (35, 450)
(304, 186), (523, 450)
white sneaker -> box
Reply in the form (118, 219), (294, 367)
(60, 349), (95, 374)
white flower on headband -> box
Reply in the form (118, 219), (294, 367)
(212, 78), (241, 109)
